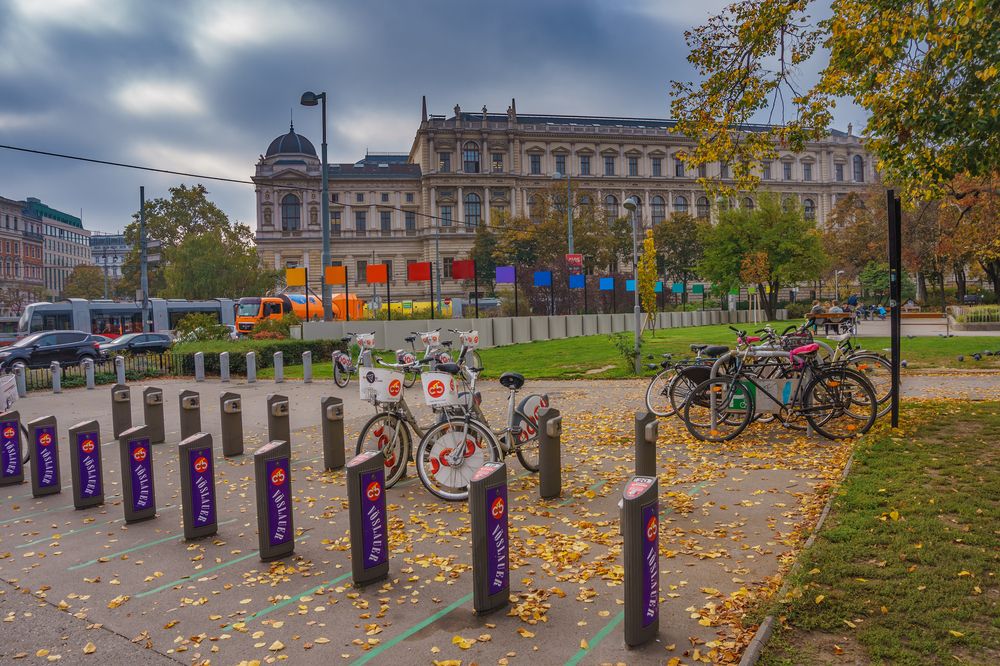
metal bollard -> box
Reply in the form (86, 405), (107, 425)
(84, 358), (95, 389)
(194, 352), (205, 382)
(220, 351), (230, 383)
(321, 396), (345, 470)
(302, 351), (312, 383)
(50, 361), (62, 394)
(115, 355), (126, 384)
(1, 410), (25, 486)
(14, 366), (27, 398)
(621, 475), (659, 646)
(143, 386), (165, 444)
(111, 383), (132, 438)
(68, 420), (104, 509)
(219, 391), (245, 457)
(179, 432), (218, 540)
(537, 405), (562, 499)
(266, 393), (290, 446)
(118, 425), (156, 523)
(273, 351), (284, 383)
(634, 411), (658, 477)
(347, 450), (389, 586)
(470, 461), (510, 614)
(27, 415), (61, 497)
(179, 390), (202, 440)
(254, 439), (294, 561)
(246, 351), (257, 383)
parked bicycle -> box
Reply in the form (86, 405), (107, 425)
(331, 331), (376, 387)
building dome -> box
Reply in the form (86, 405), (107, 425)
(265, 124), (317, 157)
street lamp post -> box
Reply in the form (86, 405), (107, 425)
(300, 91), (333, 321)
(835, 270), (845, 301)
(623, 196), (642, 374)
(553, 171), (573, 253)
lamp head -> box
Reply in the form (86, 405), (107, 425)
(623, 196), (640, 211)
(300, 91), (321, 106)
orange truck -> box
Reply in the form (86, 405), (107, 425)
(235, 293), (363, 334)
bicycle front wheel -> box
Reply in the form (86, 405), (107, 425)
(682, 376), (754, 442)
(415, 418), (501, 501)
(510, 430), (539, 473)
(803, 367), (877, 439)
(356, 412), (411, 487)
(846, 353), (892, 418)
(645, 367), (678, 417)
(333, 359), (350, 388)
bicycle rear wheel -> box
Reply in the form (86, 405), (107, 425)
(356, 413), (411, 487)
(803, 367), (877, 439)
(644, 367), (677, 417)
(682, 376), (754, 442)
(333, 358), (350, 388)
(415, 418), (500, 501)
(846, 354), (892, 417)
(511, 431), (539, 473)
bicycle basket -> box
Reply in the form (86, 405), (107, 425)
(420, 371), (462, 407)
(359, 368), (404, 404)
(780, 332), (814, 352)
(419, 331), (440, 348)
(460, 331), (480, 349)
(356, 333), (376, 349)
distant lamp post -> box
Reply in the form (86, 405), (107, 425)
(623, 196), (642, 374)
(552, 171), (573, 253)
(300, 90), (333, 321)
(835, 270), (845, 300)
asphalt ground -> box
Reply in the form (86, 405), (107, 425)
(2, 373), (996, 665)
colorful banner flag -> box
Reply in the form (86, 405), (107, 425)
(626, 279), (636, 292)
(495, 266), (516, 284)
(366, 264), (388, 284)
(324, 265), (347, 285)
(533, 271), (552, 287)
(568, 274), (585, 289)
(285, 267), (306, 287)
(599, 277), (615, 291)
(407, 261), (431, 281)
(692, 284), (705, 294)
(654, 281), (663, 293)
(452, 259), (476, 280)
(671, 282), (684, 294)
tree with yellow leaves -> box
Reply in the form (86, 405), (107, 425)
(637, 230), (658, 330)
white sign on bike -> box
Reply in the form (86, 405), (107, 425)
(356, 333), (376, 349)
(460, 331), (480, 349)
(513, 393), (548, 443)
(420, 331), (440, 348)
(360, 368), (405, 404)
(421, 371), (461, 407)
(1, 375), (16, 411)
(734, 377), (801, 414)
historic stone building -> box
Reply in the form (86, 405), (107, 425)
(0, 195), (45, 315)
(253, 98), (873, 299)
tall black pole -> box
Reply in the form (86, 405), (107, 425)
(583, 275), (588, 314)
(305, 268), (310, 322)
(513, 266), (518, 316)
(474, 263), (479, 319)
(887, 189), (902, 428)
(386, 277), (391, 321)
(139, 186), (149, 332)
(430, 265), (435, 321)
(344, 270), (350, 322)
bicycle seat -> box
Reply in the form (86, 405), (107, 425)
(499, 372), (525, 390)
(340, 336), (351, 343)
(790, 343), (820, 356)
(441, 340), (453, 348)
(404, 335), (416, 343)
(690, 343), (709, 352)
(701, 345), (729, 357)
(435, 362), (462, 375)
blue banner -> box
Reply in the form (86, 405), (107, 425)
(533, 271), (552, 287)
(654, 281), (663, 293)
(568, 274), (585, 289)
(599, 277), (615, 291)
(626, 279), (636, 292)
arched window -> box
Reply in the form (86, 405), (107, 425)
(528, 194), (541, 224)
(803, 198), (816, 220)
(651, 196), (666, 224)
(464, 192), (482, 227)
(674, 195), (689, 215)
(281, 194), (300, 231)
(603, 194), (619, 220)
(742, 197), (755, 210)
(852, 155), (864, 182)
(696, 196), (710, 219)
(463, 141), (480, 173)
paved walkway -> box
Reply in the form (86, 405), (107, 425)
(1, 374), (996, 664)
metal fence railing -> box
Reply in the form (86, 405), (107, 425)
(23, 352), (195, 391)
(951, 305), (1000, 324)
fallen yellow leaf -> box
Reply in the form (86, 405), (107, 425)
(82, 642), (96, 655)
(516, 627), (535, 638)
(451, 635), (475, 650)
(949, 630), (964, 638)
(815, 595), (825, 604)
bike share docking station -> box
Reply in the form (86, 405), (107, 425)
(143, 386), (165, 444)
(621, 475), (660, 647)
(1, 410), (24, 487)
(219, 391), (245, 457)
(634, 410), (659, 477)
(179, 432), (218, 540)
(118, 425), (156, 523)
(27, 415), (60, 498)
(537, 404), (562, 499)
(347, 449), (389, 586)
(178, 390), (201, 440)
(267, 394), (291, 445)
(321, 396), (345, 470)
(254, 439), (294, 561)
(470, 461), (510, 614)
(68, 420), (104, 509)
(111, 383), (132, 438)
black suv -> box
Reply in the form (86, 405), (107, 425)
(99, 332), (173, 355)
(0, 330), (102, 371)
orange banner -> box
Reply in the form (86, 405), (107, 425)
(366, 263), (388, 284)
(285, 267), (306, 287)
(324, 265), (347, 285)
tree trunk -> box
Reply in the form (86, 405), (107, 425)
(939, 273), (946, 311)
(916, 271), (928, 304)
(953, 264), (966, 304)
(981, 259), (1000, 298)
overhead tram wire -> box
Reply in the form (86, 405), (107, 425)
(0, 142), (605, 237)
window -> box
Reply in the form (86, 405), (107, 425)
(652, 158), (662, 177)
(603, 194), (618, 219)
(674, 196), (689, 214)
(356, 260), (367, 285)
(853, 155), (864, 182)
(380, 193), (389, 203)
(628, 156), (638, 176)
(674, 158), (685, 178)
(439, 152), (451, 172)
(464, 193), (482, 228)
(651, 196), (666, 224)
(803, 163), (813, 181)
(762, 161), (772, 180)
(696, 196), (710, 219)
(783, 162), (793, 180)
(440, 206), (453, 226)
(406, 192), (414, 203)
(443, 257), (454, 278)
(555, 154), (566, 175)
(405, 211), (416, 235)
(356, 192), (364, 203)
(355, 210), (367, 232)
(835, 163), (844, 182)
(528, 195), (541, 224)
(332, 211), (342, 236)
(580, 155), (591, 175)
(604, 156), (615, 176)
(742, 197), (755, 210)
(530, 154), (541, 175)
(720, 162), (729, 179)
(463, 141), (480, 173)
(492, 152), (504, 172)
(280, 194), (300, 231)
(380, 210), (392, 236)
(332, 193), (339, 203)
(803, 198), (816, 220)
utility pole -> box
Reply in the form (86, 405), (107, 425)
(435, 218), (442, 315)
(139, 187), (149, 332)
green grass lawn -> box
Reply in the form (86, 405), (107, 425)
(759, 401), (1000, 665)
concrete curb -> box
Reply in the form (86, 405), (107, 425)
(738, 450), (858, 666)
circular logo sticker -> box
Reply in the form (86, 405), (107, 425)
(132, 445), (147, 463)
(270, 467), (286, 486)
(365, 371), (376, 384)
(403, 353), (415, 364)
(193, 456), (209, 473)
(388, 379), (401, 396)
(491, 496), (505, 520)
(645, 515), (658, 542)
(427, 379), (445, 398)
(2, 426), (14, 439)
(39, 432), (52, 447)
(81, 438), (95, 454)
(366, 480), (382, 501)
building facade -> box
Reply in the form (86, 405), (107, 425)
(89, 232), (130, 284)
(253, 99), (874, 299)
(0, 195), (45, 316)
(23, 197), (92, 298)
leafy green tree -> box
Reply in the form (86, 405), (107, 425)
(468, 224), (498, 295)
(671, 0), (999, 202)
(858, 260), (916, 302)
(62, 265), (107, 300)
(637, 230), (658, 326)
(653, 213), (708, 303)
(700, 193), (826, 318)
(162, 229), (279, 300)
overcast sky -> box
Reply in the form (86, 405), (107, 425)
(0, 0), (867, 234)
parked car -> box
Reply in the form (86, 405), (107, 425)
(89, 334), (114, 345)
(0, 330), (102, 371)
(98, 332), (173, 355)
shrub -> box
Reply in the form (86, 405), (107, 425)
(608, 332), (637, 374)
(253, 313), (301, 338)
(175, 313), (229, 341)
(785, 301), (812, 319)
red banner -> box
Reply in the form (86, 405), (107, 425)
(452, 259), (476, 280)
(407, 261), (431, 281)
(366, 264), (388, 284)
